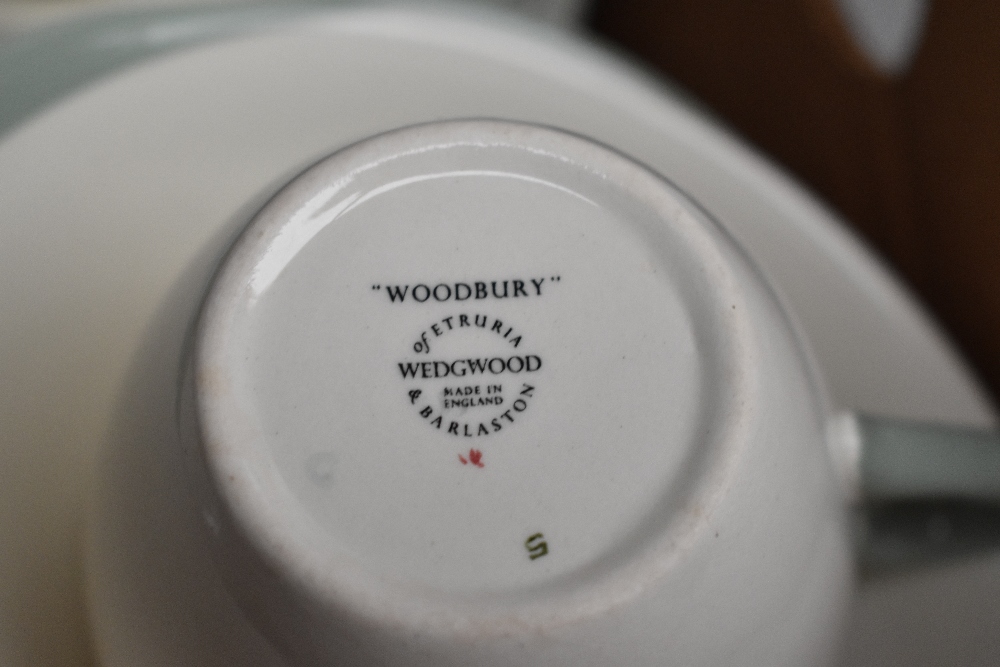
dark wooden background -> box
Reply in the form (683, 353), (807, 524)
(591, 0), (1000, 405)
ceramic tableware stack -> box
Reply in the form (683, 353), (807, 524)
(1, 5), (998, 666)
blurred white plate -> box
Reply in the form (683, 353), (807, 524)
(0, 6), (995, 666)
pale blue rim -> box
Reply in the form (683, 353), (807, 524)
(0, 3), (333, 139)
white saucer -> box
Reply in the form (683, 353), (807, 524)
(0, 6), (995, 666)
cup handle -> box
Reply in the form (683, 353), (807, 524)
(836, 412), (1000, 570)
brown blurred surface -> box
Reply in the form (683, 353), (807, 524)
(592, 0), (1000, 405)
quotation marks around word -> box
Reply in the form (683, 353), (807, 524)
(525, 533), (548, 560)
(458, 448), (484, 468)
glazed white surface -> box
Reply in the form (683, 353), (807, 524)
(0, 6), (994, 666)
(188, 120), (848, 664)
(206, 129), (711, 596)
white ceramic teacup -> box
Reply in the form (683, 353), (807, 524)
(56, 10), (997, 666)
(180, 119), (855, 666)
(0, 6), (1000, 667)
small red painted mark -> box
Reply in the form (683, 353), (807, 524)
(459, 449), (484, 467)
